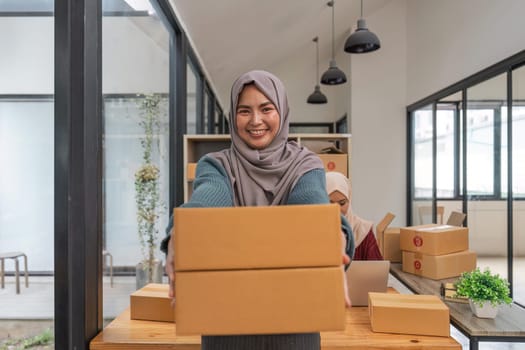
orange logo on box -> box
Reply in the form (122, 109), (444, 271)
(413, 235), (423, 247)
(327, 161), (336, 171)
(414, 260), (422, 270)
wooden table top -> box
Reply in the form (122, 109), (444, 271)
(390, 263), (525, 338)
(90, 288), (461, 350)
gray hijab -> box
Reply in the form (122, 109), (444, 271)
(209, 70), (323, 206)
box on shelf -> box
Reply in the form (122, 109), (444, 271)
(382, 227), (401, 262)
(174, 204), (342, 271)
(368, 292), (450, 337)
(130, 283), (174, 323)
(400, 224), (469, 255)
(176, 267), (345, 335)
(317, 154), (348, 177)
(187, 163), (197, 181)
(402, 250), (477, 280)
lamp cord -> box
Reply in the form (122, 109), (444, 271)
(361, 0), (363, 18)
(331, 1), (335, 60)
(315, 37), (320, 82)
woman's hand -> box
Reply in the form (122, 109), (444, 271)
(342, 254), (352, 308)
(165, 236), (175, 306)
(342, 231), (352, 308)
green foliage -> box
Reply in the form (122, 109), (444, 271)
(21, 328), (53, 349)
(135, 94), (165, 282)
(0, 328), (54, 349)
(454, 267), (512, 307)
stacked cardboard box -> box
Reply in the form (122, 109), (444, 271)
(174, 204), (346, 336)
(400, 224), (476, 280)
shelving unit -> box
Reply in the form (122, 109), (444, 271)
(183, 133), (352, 201)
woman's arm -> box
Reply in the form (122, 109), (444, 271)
(161, 156), (234, 299)
(160, 156), (234, 253)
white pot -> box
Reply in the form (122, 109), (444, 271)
(136, 260), (163, 290)
(469, 299), (499, 318)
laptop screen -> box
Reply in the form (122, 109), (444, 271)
(345, 260), (390, 306)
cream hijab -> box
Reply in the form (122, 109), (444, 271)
(325, 171), (373, 247)
(210, 70), (323, 206)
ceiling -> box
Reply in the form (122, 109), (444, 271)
(169, 0), (390, 107)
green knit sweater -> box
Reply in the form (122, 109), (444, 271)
(160, 155), (354, 258)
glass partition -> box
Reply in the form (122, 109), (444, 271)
(411, 105), (433, 224)
(512, 65), (525, 305)
(187, 62), (197, 134)
(466, 73), (508, 278)
(0, 3), (55, 344)
(102, 0), (170, 322)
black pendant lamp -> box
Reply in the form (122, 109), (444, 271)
(307, 37), (328, 104)
(321, 0), (347, 85)
(344, 0), (381, 53)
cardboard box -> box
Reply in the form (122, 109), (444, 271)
(176, 267), (345, 335)
(400, 224), (469, 255)
(375, 213), (401, 262)
(318, 154), (348, 177)
(368, 292), (450, 337)
(130, 283), (174, 322)
(402, 250), (477, 280)
(174, 204), (342, 271)
(382, 227), (401, 262)
(187, 163), (197, 181)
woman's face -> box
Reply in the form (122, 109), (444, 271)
(235, 84), (280, 150)
(329, 190), (350, 215)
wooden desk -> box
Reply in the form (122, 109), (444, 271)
(91, 288), (461, 350)
(390, 263), (525, 350)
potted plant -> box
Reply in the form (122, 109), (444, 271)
(134, 94), (165, 289)
(454, 267), (512, 318)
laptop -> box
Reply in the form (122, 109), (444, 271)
(346, 260), (390, 306)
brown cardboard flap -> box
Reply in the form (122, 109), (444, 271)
(175, 204), (342, 271)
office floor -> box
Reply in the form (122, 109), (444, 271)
(0, 261), (523, 349)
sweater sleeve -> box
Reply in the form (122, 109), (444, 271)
(160, 156), (234, 253)
(353, 229), (384, 261)
(287, 169), (355, 259)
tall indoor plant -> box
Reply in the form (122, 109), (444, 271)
(135, 94), (164, 289)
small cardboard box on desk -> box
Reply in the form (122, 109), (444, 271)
(130, 283), (173, 322)
(368, 292), (450, 337)
(174, 204), (346, 336)
(400, 224), (476, 280)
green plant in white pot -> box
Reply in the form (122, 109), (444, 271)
(134, 94), (165, 290)
(454, 267), (512, 318)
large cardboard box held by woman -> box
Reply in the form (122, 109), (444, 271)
(174, 204), (346, 335)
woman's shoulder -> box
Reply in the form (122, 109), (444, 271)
(196, 154), (228, 176)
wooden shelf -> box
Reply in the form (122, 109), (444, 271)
(183, 134), (352, 202)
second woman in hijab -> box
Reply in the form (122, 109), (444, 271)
(326, 171), (383, 261)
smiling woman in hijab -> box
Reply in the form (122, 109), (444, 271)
(160, 70), (354, 350)
(325, 171), (383, 261)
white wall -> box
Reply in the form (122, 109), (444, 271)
(350, 0), (408, 227)
(406, 0), (525, 104)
